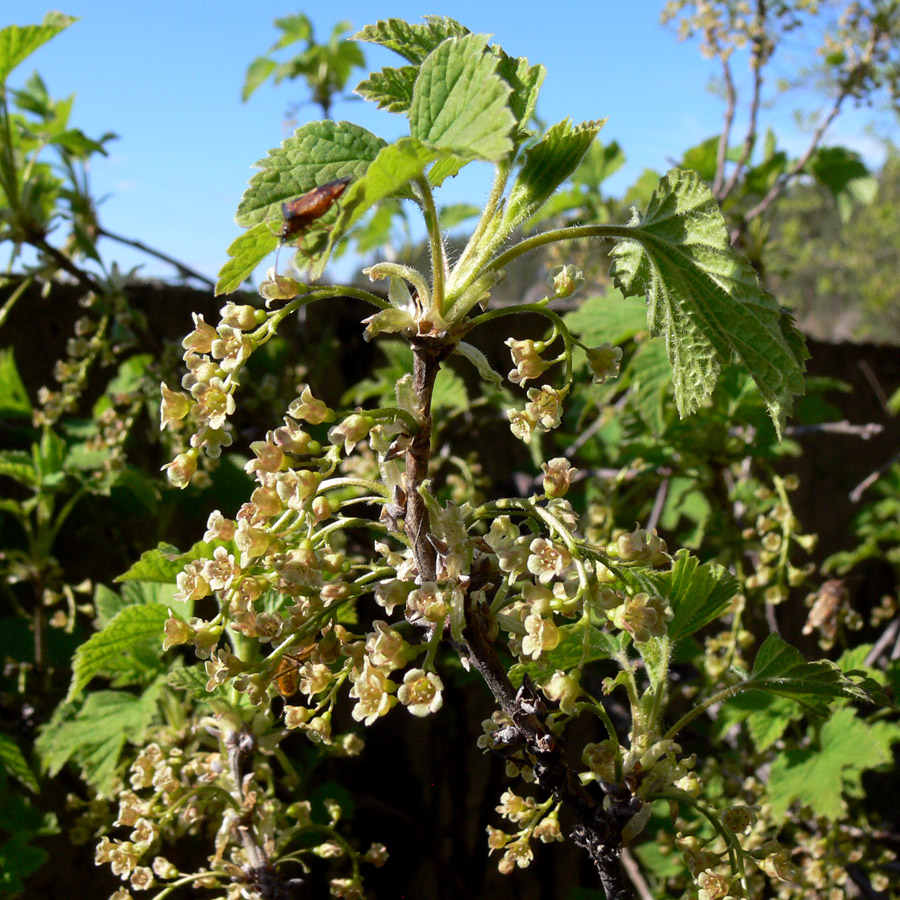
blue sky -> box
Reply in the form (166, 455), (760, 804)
(3, 1), (894, 284)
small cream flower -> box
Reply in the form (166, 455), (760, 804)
(397, 668), (444, 716)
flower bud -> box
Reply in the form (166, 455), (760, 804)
(547, 264), (585, 299)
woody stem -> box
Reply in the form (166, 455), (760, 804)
(404, 342), (447, 582)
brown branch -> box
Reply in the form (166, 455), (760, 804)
(719, 0), (768, 201)
(30, 235), (105, 295)
(98, 226), (216, 287)
(713, 51), (737, 199)
(404, 339), (451, 581)
(461, 599), (637, 899)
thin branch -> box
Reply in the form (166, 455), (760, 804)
(737, 93), (845, 231)
(850, 448), (900, 504)
(713, 50), (737, 198)
(719, 0), (768, 201)
(784, 420), (883, 439)
(30, 235), (104, 295)
(98, 226), (215, 287)
(621, 848), (655, 900)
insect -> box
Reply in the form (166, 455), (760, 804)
(271, 644), (317, 698)
(279, 175), (352, 242)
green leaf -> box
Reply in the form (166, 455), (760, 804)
(564, 290), (649, 347)
(116, 541), (193, 584)
(512, 624), (623, 685)
(36, 683), (163, 796)
(744, 633), (887, 712)
(0, 349), (32, 418)
(767, 707), (900, 821)
(0, 787), (56, 894)
(331, 137), (444, 238)
(242, 55), (278, 101)
(67, 603), (170, 702)
(664, 551), (739, 641)
(439, 202), (480, 229)
(573, 140), (626, 189)
(616, 550), (738, 642)
(494, 50), (545, 134)
(216, 222), (279, 295)
(235, 120), (386, 229)
(680, 136), (723, 183)
(503, 118), (604, 231)
(226, 121), (387, 283)
(353, 16), (469, 64)
(805, 145), (877, 222)
(0, 734), (38, 792)
(0, 449), (36, 488)
(0, 13), (76, 86)
(609, 168), (807, 437)
(167, 663), (216, 699)
(409, 33), (515, 162)
(713, 690), (802, 752)
(355, 65), (417, 113)
(623, 340), (672, 436)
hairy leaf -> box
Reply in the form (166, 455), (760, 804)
(410, 33), (515, 162)
(355, 65), (417, 112)
(167, 663), (219, 699)
(116, 541), (196, 584)
(235, 120), (386, 229)
(331, 137), (443, 241)
(494, 50), (545, 134)
(503, 118), (604, 230)
(353, 16), (469, 64)
(67, 603), (170, 702)
(609, 169), (807, 436)
(216, 222), (278, 295)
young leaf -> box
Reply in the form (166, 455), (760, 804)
(353, 16), (469, 64)
(115, 541), (202, 584)
(355, 65), (417, 113)
(409, 33), (516, 162)
(36, 682), (164, 796)
(454, 342), (503, 390)
(234, 120), (386, 228)
(494, 51), (545, 135)
(609, 168), (807, 437)
(0, 734), (38, 792)
(67, 603), (170, 702)
(767, 707), (900, 821)
(616, 550), (739, 642)
(512, 624), (622, 685)
(167, 663), (219, 699)
(331, 137), (444, 240)
(216, 222), (278, 295)
(0, 450), (36, 488)
(0, 13), (76, 86)
(503, 119), (604, 231)
(744, 633), (887, 712)
(0, 349), (32, 418)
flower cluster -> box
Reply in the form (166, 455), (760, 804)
(159, 302), (270, 486)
